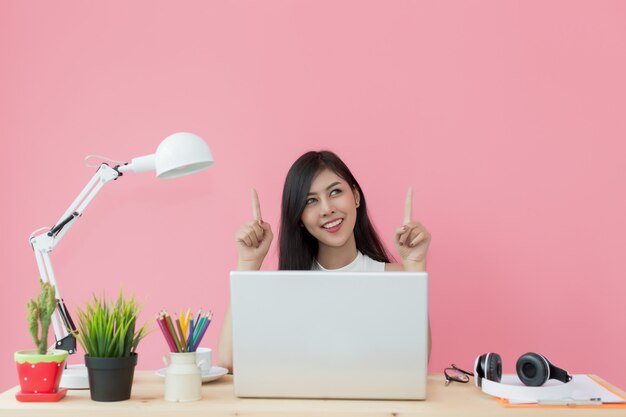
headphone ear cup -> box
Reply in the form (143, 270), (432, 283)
(475, 352), (503, 387)
(474, 354), (487, 387)
(516, 352), (550, 386)
(485, 353), (502, 383)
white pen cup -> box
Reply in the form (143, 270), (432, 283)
(195, 347), (212, 374)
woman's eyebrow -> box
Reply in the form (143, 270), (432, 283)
(307, 181), (342, 196)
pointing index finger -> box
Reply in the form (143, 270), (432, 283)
(251, 188), (263, 222)
(404, 186), (412, 224)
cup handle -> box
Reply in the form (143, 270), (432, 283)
(162, 355), (169, 366)
(197, 359), (207, 369)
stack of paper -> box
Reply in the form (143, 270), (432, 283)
(497, 374), (626, 408)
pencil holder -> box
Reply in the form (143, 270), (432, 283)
(162, 352), (203, 402)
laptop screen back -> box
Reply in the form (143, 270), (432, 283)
(230, 271), (429, 400)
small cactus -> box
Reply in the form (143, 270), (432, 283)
(27, 281), (57, 355)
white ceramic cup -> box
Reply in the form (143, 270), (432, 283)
(195, 347), (212, 373)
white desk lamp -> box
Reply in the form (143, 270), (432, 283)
(28, 132), (214, 389)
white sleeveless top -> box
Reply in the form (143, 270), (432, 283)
(312, 251), (386, 272)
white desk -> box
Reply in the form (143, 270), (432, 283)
(0, 372), (624, 416)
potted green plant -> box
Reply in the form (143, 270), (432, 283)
(14, 281), (69, 402)
(73, 290), (149, 402)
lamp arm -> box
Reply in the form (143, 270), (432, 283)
(29, 164), (122, 354)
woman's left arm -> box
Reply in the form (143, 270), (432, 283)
(390, 187), (432, 360)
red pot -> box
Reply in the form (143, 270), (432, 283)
(15, 349), (68, 394)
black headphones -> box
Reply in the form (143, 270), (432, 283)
(474, 352), (572, 387)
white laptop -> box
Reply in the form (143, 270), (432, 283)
(230, 271), (429, 400)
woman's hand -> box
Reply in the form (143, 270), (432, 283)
(393, 187), (431, 271)
(235, 189), (273, 270)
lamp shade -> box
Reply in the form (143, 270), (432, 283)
(155, 132), (214, 179)
(120, 132), (214, 178)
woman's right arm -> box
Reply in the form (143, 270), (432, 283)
(217, 190), (273, 373)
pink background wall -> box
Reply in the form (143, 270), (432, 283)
(1, 1), (625, 392)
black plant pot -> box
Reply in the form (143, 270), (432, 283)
(85, 353), (137, 402)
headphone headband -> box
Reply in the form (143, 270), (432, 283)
(481, 376), (574, 401)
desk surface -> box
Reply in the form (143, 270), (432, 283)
(1, 372), (625, 417)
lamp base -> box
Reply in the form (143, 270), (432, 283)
(60, 364), (89, 389)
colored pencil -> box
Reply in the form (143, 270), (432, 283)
(164, 312), (183, 352)
(175, 315), (186, 351)
(180, 310), (188, 338)
(187, 318), (195, 351)
(192, 316), (206, 342)
(183, 309), (191, 334)
(156, 313), (177, 352)
(190, 315), (211, 352)
(157, 308), (214, 353)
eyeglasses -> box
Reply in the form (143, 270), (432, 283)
(444, 364), (473, 386)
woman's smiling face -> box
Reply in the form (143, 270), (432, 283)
(300, 168), (360, 249)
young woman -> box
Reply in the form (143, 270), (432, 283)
(217, 151), (431, 372)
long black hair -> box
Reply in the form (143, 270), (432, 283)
(278, 151), (391, 270)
